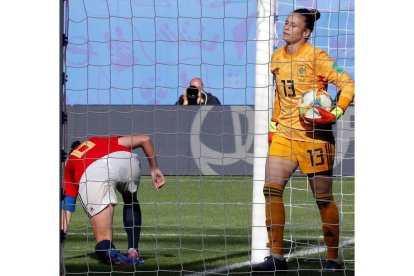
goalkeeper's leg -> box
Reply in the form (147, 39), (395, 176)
(264, 157), (298, 257)
(263, 181), (286, 255)
(308, 172), (340, 261)
(252, 156), (298, 271)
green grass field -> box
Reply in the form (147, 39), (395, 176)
(62, 176), (354, 275)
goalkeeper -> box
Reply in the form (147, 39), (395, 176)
(61, 135), (165, 265)
(252, 8), (354, 272)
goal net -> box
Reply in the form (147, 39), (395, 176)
(61, 0), (354, 274)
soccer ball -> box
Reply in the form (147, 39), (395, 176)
(297, 89), (333, 121)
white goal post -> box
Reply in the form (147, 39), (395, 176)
(251, 0), (275, 264)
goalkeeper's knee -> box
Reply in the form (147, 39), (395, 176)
(95, 240), (115, 262)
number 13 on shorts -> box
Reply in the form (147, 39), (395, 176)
(304, 143), (335, 173)
(269, 135), (335, 174)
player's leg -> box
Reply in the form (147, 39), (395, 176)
(88, 204), (131, 265)
(113, 152), (144, 264)
(90, 204), (115, 242)
(78, 164), (131, 264)
(89, 204), (135, 265)
(121, 191), (143, 261)
(89, 204), (117, 262)
(252, 135), (298, 271)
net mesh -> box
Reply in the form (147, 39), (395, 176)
(61, 0), (354, 274)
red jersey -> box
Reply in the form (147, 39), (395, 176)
(63, 136), (132, 198)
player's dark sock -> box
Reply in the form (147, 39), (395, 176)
(122, 192), (142, 249)
(95, 240), (115, 262)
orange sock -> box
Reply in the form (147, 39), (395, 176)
(263, 182), (285, 255)
(315, 193), (340, 260)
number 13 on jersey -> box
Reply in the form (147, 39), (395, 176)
(280, 79), (296, 97)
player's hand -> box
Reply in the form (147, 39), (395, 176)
(151, 168), (165, 191)
(268, 119), (278, 145)
(304, 106), (342, 125)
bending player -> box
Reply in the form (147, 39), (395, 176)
(61, 135), (165, 265)
(252, 8), (354, 272)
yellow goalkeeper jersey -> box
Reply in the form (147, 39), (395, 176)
(271, 42), (354, 142)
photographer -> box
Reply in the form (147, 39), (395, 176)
(175, 77), (221, 105)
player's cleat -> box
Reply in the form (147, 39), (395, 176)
(322, 259), (344, 272)
(106, 249), (134, 265)
(251, 255), (288, 272)
(127, 248), (144, 265)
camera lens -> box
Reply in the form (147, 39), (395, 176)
(187, 86), (198, 99)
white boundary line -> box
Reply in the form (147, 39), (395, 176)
(286, 238), (355, 260)
(187, 261), (251, 276)
(69, 232), (250, 238)
(69, 231), (354, 240)
(186, 238), (355, 276)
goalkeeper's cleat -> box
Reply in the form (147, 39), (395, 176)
(127, 248), (144, 266)
(106, 249), (133, 265)
(251, 255), (288, 272)
(322, 259), (344, 272)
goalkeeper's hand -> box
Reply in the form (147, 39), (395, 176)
(304, 106), (344, 125)
(268, 119), (278, 145)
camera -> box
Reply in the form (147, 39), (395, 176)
(186, 86), (199, 105)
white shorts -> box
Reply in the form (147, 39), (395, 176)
(78, 151), (141, 217)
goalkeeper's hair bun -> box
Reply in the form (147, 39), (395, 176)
(308, 9), (321, 21)
(293, 8), (320, 33)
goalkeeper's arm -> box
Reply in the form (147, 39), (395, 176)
(315, 50), (354, 124)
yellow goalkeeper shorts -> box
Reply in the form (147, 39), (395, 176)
(268, 134), (335, 174)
